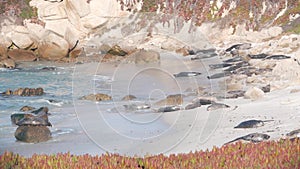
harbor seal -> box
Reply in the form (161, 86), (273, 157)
(157, 105), (181, 113)
(207, 103), (230, 111)
(286, 129), (300, 138)
(234, 120), (274, 128)
(209, 63), (232, 69)
(225, 133), (270, 145)
(16, 114), (52, 127)
(123, 104), (150, 111)
(174, 72), (201, 77)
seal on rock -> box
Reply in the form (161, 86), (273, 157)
(16, 114), (52, 127)
(225, 133), (270, 145)
(234, 120), (274, 128)
(174, 72), (201, 77)
(123, 104), (150, 111)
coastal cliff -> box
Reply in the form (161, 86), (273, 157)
(0, 0), (299, 62)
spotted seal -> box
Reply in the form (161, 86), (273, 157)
(207, 103), (230, 111)
(286, 129), (300, 138)
(234, 120), (274, 128)
(123, 104), (150, 111)
(174, 72), (201, 77)
(30, 107), (49, 115)
(157, 105), (181, 113)
(225, 133), (270, 145)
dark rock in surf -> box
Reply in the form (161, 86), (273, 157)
(3, 87), (44, 96)
(15, 126), (51, 143)
(224, 133), (270, 145)
(234, 120), (274, 128)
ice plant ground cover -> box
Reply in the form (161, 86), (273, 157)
(1, 138), (299, 168)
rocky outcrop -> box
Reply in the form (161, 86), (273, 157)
(81, 93), (112, 101)
(38, 32), (69, 61)
(15, 126), (51, 143)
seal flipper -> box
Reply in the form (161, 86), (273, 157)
(224, 137), (243, 145)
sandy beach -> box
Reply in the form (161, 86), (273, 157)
(1, 53), (300, 157)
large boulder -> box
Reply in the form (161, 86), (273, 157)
(15, 126), (51, 143)
(10, 26), (34, 49)
(8, 49), (37, 62)
(38, 32), (69, 61)
(81, 93), (112, 101)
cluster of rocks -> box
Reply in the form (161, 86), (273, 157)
(2, 87), (44, 97)
(11, 106), (52, 143)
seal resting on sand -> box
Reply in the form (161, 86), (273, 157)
(225, 133), (270, 144)
(234, 120), (274, 128)
(157, 105), (181, 112)
(174, 72), (201, 77)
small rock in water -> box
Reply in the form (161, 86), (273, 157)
(207, 103), (230, 111)
(174, 72), (201, 77)
(40, 67), (57, 71)
(224, 133), (270, 145)
(15, 126), (51, 143)
(234, 120), (274, 128)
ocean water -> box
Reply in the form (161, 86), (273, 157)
(0, 52), (226, 155)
